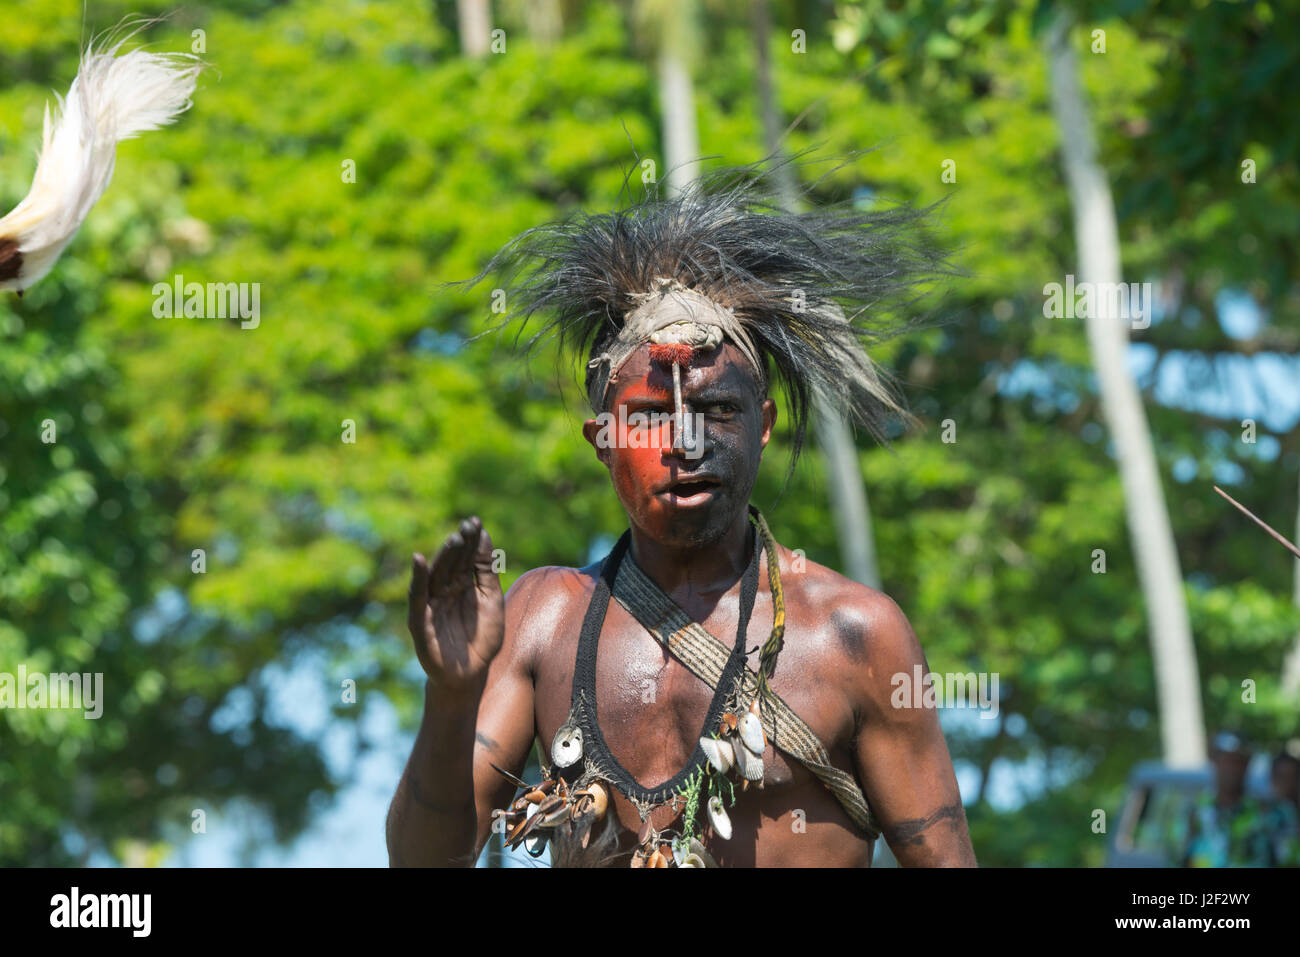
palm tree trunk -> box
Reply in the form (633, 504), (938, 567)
(1282, 470), (1300, 693)
(813, 414), (883, 588)
(751, 0), (882, 589)
(519, 0), (561, 47)
(658, 47), (700, 196)
(1045, 12), (1205, 767)
(457, 0), (491, 59)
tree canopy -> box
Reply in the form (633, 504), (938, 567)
(1, 0), (1296, 866)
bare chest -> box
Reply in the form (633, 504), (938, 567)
(531, 589), (867, 861)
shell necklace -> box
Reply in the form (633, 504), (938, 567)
(552, 523), (758, 805)
(493, 518), (774, 867)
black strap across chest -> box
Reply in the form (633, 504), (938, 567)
(568, 524), (760, 807)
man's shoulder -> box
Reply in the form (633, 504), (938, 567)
(506, 562), (601, 615)
(770, 542), (928, 728)
(775, 543), (916, 643)
(507, 561), (599, 592)
(500, 563), (601, 668)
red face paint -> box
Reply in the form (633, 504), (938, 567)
(594, 342), (769, 547)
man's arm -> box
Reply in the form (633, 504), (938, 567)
(384, 518), (538, 867)
(850, 592), (977, 867)
(385, 637), (535, 866)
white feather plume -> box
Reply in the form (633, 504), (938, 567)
(0, 34), (200, 292)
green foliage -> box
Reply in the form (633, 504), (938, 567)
(824, 0), (1300, 862)
(1, 0), (1295, 865)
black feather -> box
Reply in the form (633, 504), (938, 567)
(466, 157), (951, 466)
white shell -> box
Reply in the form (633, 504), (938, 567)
(689, 839), (718, 868)
(679, 853), (706, 868)
(551, 724), (583, 769)
(739, 709), (765, 756)
(672, 837), (690, 867)
(707, 795), (732, 840)
(733, 737), (765, 781)
(523, 830), (548, 857)
(520, 801), (545, 855)
(699, 736), (735, 774)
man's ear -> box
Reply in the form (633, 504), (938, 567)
(582, 416), (612, 468)
(759, 397), (778, 452)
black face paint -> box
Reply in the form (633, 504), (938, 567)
(601, 342), (768, 549)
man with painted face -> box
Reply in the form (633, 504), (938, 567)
(386, 167), (976, 867)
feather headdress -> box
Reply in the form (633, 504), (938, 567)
(472, 159), (947, 464)
(0, 29), (201, 294)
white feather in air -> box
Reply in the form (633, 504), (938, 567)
(0, 34), (200, 292)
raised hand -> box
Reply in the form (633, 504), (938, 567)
(407, 516), (505, 693)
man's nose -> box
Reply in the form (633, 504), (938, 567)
(668, 406), (708, 461)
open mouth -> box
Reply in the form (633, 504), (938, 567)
(662, 476), (722, 505)
(672, 480), (717, 496)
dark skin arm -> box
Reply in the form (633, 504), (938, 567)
(851, 592), (977, 866)
(385, 517), (537, 867)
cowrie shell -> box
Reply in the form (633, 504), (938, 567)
(551, 723), (584, 769)
(707, 795), (732, 840)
